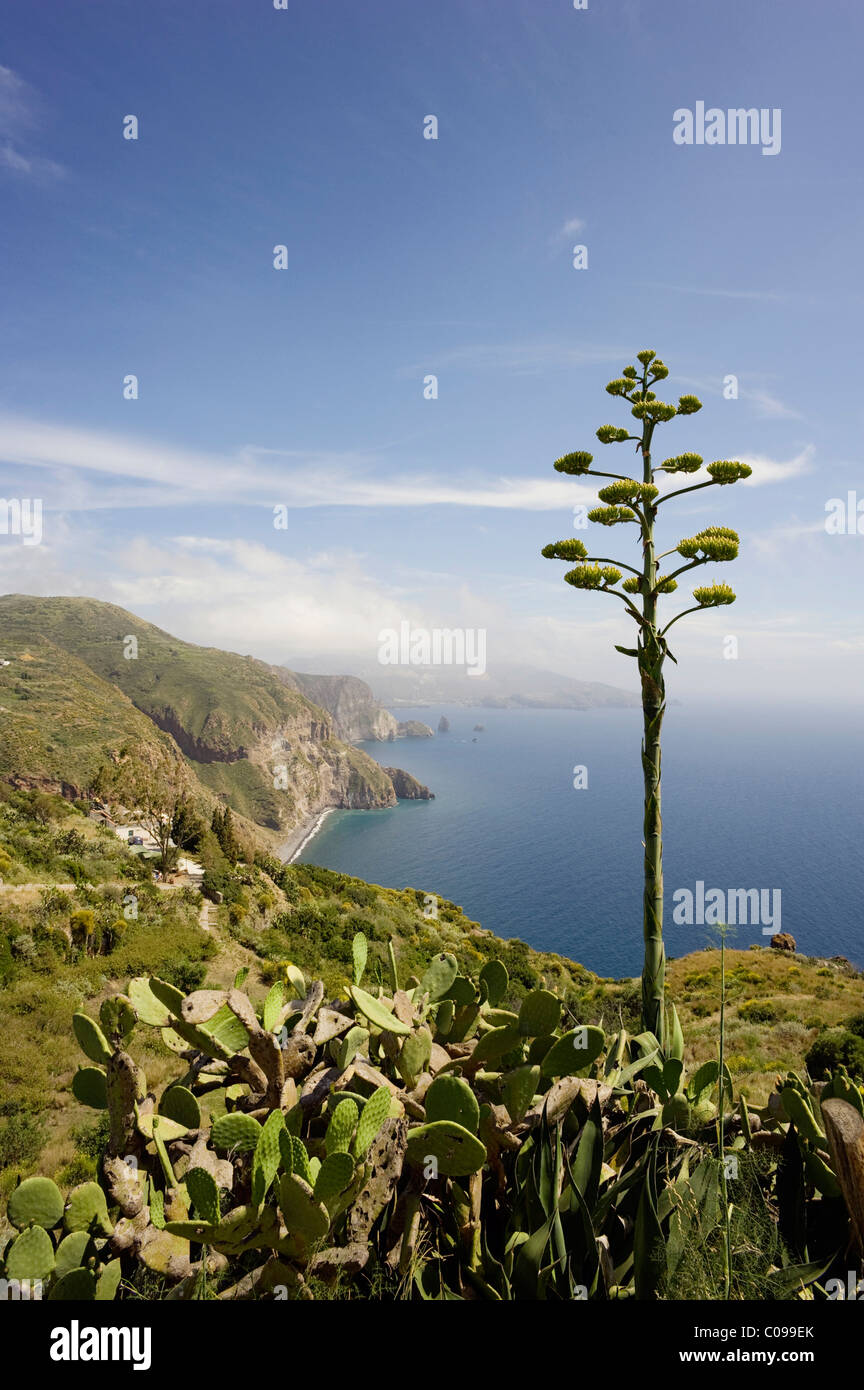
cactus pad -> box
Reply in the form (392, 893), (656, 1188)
(48, 1268), (97, 1301)
(128, 976), (173, 1026)
(347, 985), (412, 1035)
(479, 959), (509, 1006)
(314, 1152), (355, 1205)
(278, 1174), (330, 1240)
(326, 1098), (359, 1155)
(5, 1224), (55, 1282)
(262, 981), (284, 1033)
(444, 975), (475, 1006)
(64, 1182), (112, 1236)
(95, 1259), (122, 1301)
(159, 1084), (201, 1131)
(336, 1025), (369, 1070)
(539, 1026), (605, 1077)
(424, 1075), (480, 1134)
(186, 1166), (221, 1224)
(352, 931), (368, 986)
(353, 1085), (392, 1158)
(99, 995), (136, 1043)
(210, 1112), (262, 1153)
(471, 1024), (522, 1065)
(397, 1027), (432, 1086)
(72, 1065), (108, 1109)
(72, 1011), (113, 1065)
(8, 1175), (64, 1230)
(405, 1120), (487, 1177)
(502, 1064), (541, 1124)
(54, 1230), (93, 1278)
(517, 990), (561, 1037)
(251, 1109), (285, 1205)
(419, 953), (458, 1003)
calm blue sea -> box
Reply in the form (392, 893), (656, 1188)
(297, 705), (864, 978)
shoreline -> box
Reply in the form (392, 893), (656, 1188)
(279, 807), (336, 864)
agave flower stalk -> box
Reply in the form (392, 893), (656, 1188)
(542, 350), (750, 1047)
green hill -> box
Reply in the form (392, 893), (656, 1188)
(0, 595), (398, 833)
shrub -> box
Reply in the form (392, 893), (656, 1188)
(0, 1111), (46, 1167)
(805, 1029), (864, 1080)
(738, 1000), (783, 1024)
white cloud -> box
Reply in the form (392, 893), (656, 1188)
(737, 446), (813, 487)
(0, 66), (63, 182)
(0, 414), (599, 512)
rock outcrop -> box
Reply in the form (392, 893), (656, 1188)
(382, 767), (435, 800)
(283, 673), (399, 743)
(437, 716), (450, 733)
(396, 720), (435, 739)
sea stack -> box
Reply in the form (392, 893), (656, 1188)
(438, 715), (450, 733)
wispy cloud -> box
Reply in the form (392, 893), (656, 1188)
(0, 414), (597, 512)
(0, 65), (64, 182)
(737, 446), (813, 487)
(640, 281), (786, 303)
(741, 388), (802, 421)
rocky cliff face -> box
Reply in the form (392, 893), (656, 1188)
(382, 767), (435, 800)
(283, 672), (399, 743)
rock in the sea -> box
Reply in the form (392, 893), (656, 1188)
(770, 932), (796, 952)
(473, 724), (485, 732)
(397, 720), (435, 739)
(437, 715), (450, 733)
(383, 767), (435, 800)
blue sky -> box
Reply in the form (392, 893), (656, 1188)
(1, 0), (862, 702)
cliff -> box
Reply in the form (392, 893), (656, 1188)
(282, 672), (398, 743)
(382, 767), (435, 800)
(0, 596), (399, 834)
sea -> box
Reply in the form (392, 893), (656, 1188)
(295, 704), (863, 978)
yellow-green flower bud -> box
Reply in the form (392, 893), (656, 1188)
(595, 425), (630, 444)
(661, 453), (703, 473)
(706, 460), (752, 485)
(693, 583), (736, 606)
(587, 505), (637, 526)
(676, 394), (702, 415)
(541, 538), (589, 561)
(554, 450), (594, 474)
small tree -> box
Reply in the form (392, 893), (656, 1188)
(542, 349), (750, 1047)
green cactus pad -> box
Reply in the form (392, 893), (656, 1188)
(336, 1025), (369, 1070)
(147, 976), (187, 1017)
(186, 1166), (221, 1224)
(502, 1064), (541, 1124)
(539, 1026), (606, 1077)
(326, 1098), (359, 1155)
(48, 1268), (97, 1301)
(251, 1109), (285, 1205)
(99, 995), (136, 1043)
(195, 1003), (251, 1056)
(419, 953), (459, 1003)
(398, 1027), (432, 1086)
(443, 975), (476, 1006)
(518, 990), (561, 1037)
(484, 1008), (520, 1028)
(352, 931), (368, 986)
(661, 1094), (691, 1129)
(527, 1034), (556, 1066)
(149, 1188), (165, 1229)
(289, 1134), (313, 1183)
(5, 1224), (55, 1282)
(54, 1230), (93, 1278)
(233, 966), (250, 989)
(284, 964), (306, 997)
(405, 1120), (487, 1177)
(8, 1175), (64, 1230)
(479, 959), (509, 1006)
(347, 985), (412, 1035)
(278, 1174), (330, 1240)
(72, 1065), (108, 1109)
(314, 1151), (355, 1205)
(780, 1086), (825, 1146)
(95, 1259), (122, 1301)
(210, 1112), (262, 1153)
(72, 1011), (113, 1065)
(136, 1111), (191, 1142)
(159, 1084), (201, 1131)
(128, 976), (174, 1026)
(353, 1085), (392, 1158)
(434, 999), (454, 1037)
(262, 981), (284, 1033)
(64, 1182), (112, 1236)
(471, 1024), (522, 1065)
(424, 1075), (480, 1134)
